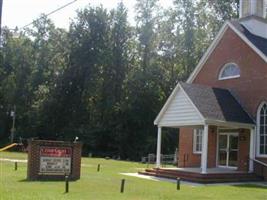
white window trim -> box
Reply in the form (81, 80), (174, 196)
(256, 101), (267, 158)
(218, 63), (241, 81)
(219, 75), (240, 81)
(193, 129), (203, 154)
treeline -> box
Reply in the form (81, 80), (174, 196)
(0, 0), (238, 160)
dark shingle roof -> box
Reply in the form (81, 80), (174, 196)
(242, 26), (267, 56)
(180, 82), (254, 124)
(230, 18), (267, 57)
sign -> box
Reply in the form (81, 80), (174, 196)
(39, 147), (72, 174)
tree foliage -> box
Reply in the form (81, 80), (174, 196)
(0, 1), (238, 160)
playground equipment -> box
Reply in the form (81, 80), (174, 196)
(0, 143), (19, 152)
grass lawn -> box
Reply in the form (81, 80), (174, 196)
(0, 152), (266, 200)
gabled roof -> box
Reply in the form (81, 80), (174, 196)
(187, 17), (267, 83)
(241, 26), (267, 56)
(154, 83), (254, 127)
(180, 83), (254, 124)
(238, 15), (267, 24)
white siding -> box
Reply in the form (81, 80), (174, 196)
(158, 89), (203, 127)
(256, 0), (264, 16)
(241, 0), (250, 18)
(240, 0), (265, 18)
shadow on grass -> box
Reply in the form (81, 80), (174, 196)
(18, 179), (78, 182)
(232, 183), (267, 189)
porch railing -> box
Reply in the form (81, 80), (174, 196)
(141, 153), (178, 168)
(250, 158), (267, 179)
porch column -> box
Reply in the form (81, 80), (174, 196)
(156, 126), (162, 168)
(249, 127), (255, 172)
(201, 124), (209, 174)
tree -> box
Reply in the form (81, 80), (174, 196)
(0, 1), (239, 160)
(135, 0), (159, 71)
(0, 28), (35, 140)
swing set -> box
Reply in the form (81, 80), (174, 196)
(0, 143), (19, 152)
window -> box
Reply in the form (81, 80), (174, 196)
(193, 129), (203, 154)
(257, 102), (267, 156)
(219, 63), (240, 80)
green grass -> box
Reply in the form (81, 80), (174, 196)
(0, 152), (266, 200)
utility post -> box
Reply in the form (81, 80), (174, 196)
(0, 0), (3, 35)
(10, 105), (16, 143)
(0, 0), (3, 47)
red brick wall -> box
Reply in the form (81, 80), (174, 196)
(193, 28), (267, 119)
(178, 127), (251, 170)
(191, 27), (267, 169)
(178, 126), (217, 168)
(178, 127), (201, 168)
(238, 130), (250, 171)
(72, 142), (83, 179)
(208, 126), (217, 168)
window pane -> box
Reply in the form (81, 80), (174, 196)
(260, 126), (265, 135)
(219, 135), (227, 149)
(260, 116), (264, 124)
(199, 143), (202, 151)
(194, 129), (203, 152)
(197, 144), (200, 152)
(219, 151), (227, 165)
(197, 135), (200, 144)
(229, 151), (238, 167)
(261, 108), (265, 115)
(259, 103), (267, 155)
(220, 63), (240, 79)
(229, 135), (238, 150)
(260, 145), (264, 154)
(260, 136), (265, 145)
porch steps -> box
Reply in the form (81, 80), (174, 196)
(138, 168), (263, 183)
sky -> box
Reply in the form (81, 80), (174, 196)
(2, 0), (173, 30)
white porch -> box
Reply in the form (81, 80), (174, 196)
(139, 165), (262, 183)
(153, 83), (256, 174)
(156, 124), (256, 174)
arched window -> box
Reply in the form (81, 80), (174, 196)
(257, 102), (267, 156)
(219, 63), (240, 80)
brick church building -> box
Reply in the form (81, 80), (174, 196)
(151, 0), (267, 182)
